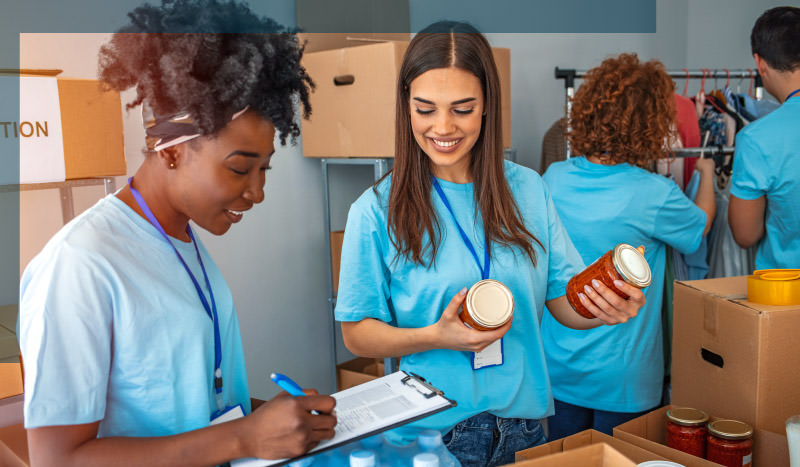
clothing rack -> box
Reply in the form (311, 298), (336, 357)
(555, 67), (765, 158)
(672, 146), (735, 158)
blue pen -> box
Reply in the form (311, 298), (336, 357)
(271, 373), (323, 415)
(270, 372), (306, 397)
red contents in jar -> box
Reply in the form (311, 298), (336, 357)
(666, 420), (707, 457)
(707, 434), (753, 467)
(566, 249), (628, 318)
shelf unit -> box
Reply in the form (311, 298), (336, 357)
(320, 158), (394, 388)
(1, 177), (118, 223)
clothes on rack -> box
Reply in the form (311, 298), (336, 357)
(540, 118), (567, 174)
(706, 181), (756, 278)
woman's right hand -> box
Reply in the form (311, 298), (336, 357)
(431, 287), (513, 352)
(238, 393), (337, 460)
(694, 157), (715, 175)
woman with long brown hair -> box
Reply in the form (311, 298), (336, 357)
(541, 53), (715, 440)
(334, 23), (645, 466)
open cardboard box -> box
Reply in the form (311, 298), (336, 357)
(516, 429), (689, 464)
(514, 443), (638, 467)
(300, 40), (511, 158)
(336, 357), (385, 391)
(668, 276), (797, 466)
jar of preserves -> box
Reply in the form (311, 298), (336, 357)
(566, 243), (651, 319)
(460, 279), (514, 331)
(706, 419), (753, 467)
(665, 407), (709, 457)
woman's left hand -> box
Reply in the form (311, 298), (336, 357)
(580, 278), (646, 325)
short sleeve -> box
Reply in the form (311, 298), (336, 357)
(334, 197), (393, 323)
(20, 244), (113, 428)
(543, 184), (585, 301)
(653, 183), (706, 255)
(730, 131), (771, 200)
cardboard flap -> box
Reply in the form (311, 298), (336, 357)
(678, 276), (747, 299)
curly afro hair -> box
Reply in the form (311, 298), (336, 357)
(568, 53), (676, 168)
(98, 0), (313, 146)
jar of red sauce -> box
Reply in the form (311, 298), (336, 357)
(566, 243), (651, 319)
(706, 420), (753, 467)
(460, 279), (514, 331)
(665, 407), (709, 457)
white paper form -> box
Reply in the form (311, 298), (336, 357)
(231, 371), (455, 467)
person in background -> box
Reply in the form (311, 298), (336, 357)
(18, 1), (336, 465)
(729, 6), (800, 269)
(334, 22), (645, 467)
(541, 53), (716, 438)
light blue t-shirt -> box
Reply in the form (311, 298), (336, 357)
(541, 157), (705, 412)
(335, 160), (584, 439)
(19, 195), (250, 437)
(730, 95), (800, 270)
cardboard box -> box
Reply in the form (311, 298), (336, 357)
(1, 76), (126, 184)
(0, 423), (28, 466)
(0, 364), (22, 400)
(672, 277), (800, 434)
(668, 276), (798, 466)
(298, 33), (411, 54)
(330, 230), (345, 294)
(517, 429), (679, 464)
(336, 357), (385, 391)
(300, 41), (511, 158)
(614, 406), (728, 467)
(515, 443), (638, 467)
(614, 405), (791, 467)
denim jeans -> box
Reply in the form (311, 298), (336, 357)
(442, 412), (546, 467)
(547, 399), (655, 440)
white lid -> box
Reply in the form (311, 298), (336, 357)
(349, 450), (376, 467)
(466, 279), (514, 326)
(413, 452), (440, 467)
(417, 429), (443, 449)
(637, 462), (685, 467)
(613, 244), (652, 287)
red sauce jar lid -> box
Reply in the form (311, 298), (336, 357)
(708, 420), (753, 440)
(466, 279), (514, 328)
(613, 243), (652, 287)
(666, 407), (709, 426)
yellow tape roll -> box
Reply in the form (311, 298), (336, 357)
(747, 269), (800, 306)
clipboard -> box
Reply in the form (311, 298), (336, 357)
(231, 371), (456, 467)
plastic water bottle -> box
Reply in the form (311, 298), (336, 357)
(416, 430), (461, 467)
(350, 450), (377, 467)
(288, 457), (315, 467)
(381, 433), (417, 467)
(413, 453), (440, 467)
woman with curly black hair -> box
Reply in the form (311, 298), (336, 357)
(18, 1), (336, 465)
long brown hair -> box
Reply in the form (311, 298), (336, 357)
(568, 53), (676, 168)
(385, 25), (543, 267)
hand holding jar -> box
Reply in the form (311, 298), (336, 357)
(430, 286), (513, 353)
(566, 244), (649, 325)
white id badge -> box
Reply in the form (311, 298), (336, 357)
(210, 404), (245, 426)
(472, 338), (503, 370)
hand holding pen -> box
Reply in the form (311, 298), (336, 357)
(235, 374), (336, 460)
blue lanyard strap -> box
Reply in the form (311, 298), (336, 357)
(787, 88), (800, 101)
(127, 178), (225, 407)
(432, 177), (490, 280)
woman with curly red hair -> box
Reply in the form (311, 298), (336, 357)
(541, 53), (716, 438)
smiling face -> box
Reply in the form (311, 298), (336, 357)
(408, 66), (485, 183)
(171, 111), (276, 236)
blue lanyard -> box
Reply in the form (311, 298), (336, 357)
(787, 88), (800, 101)
(127, 178), (225, 412)
(432, 178), (490, 280)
